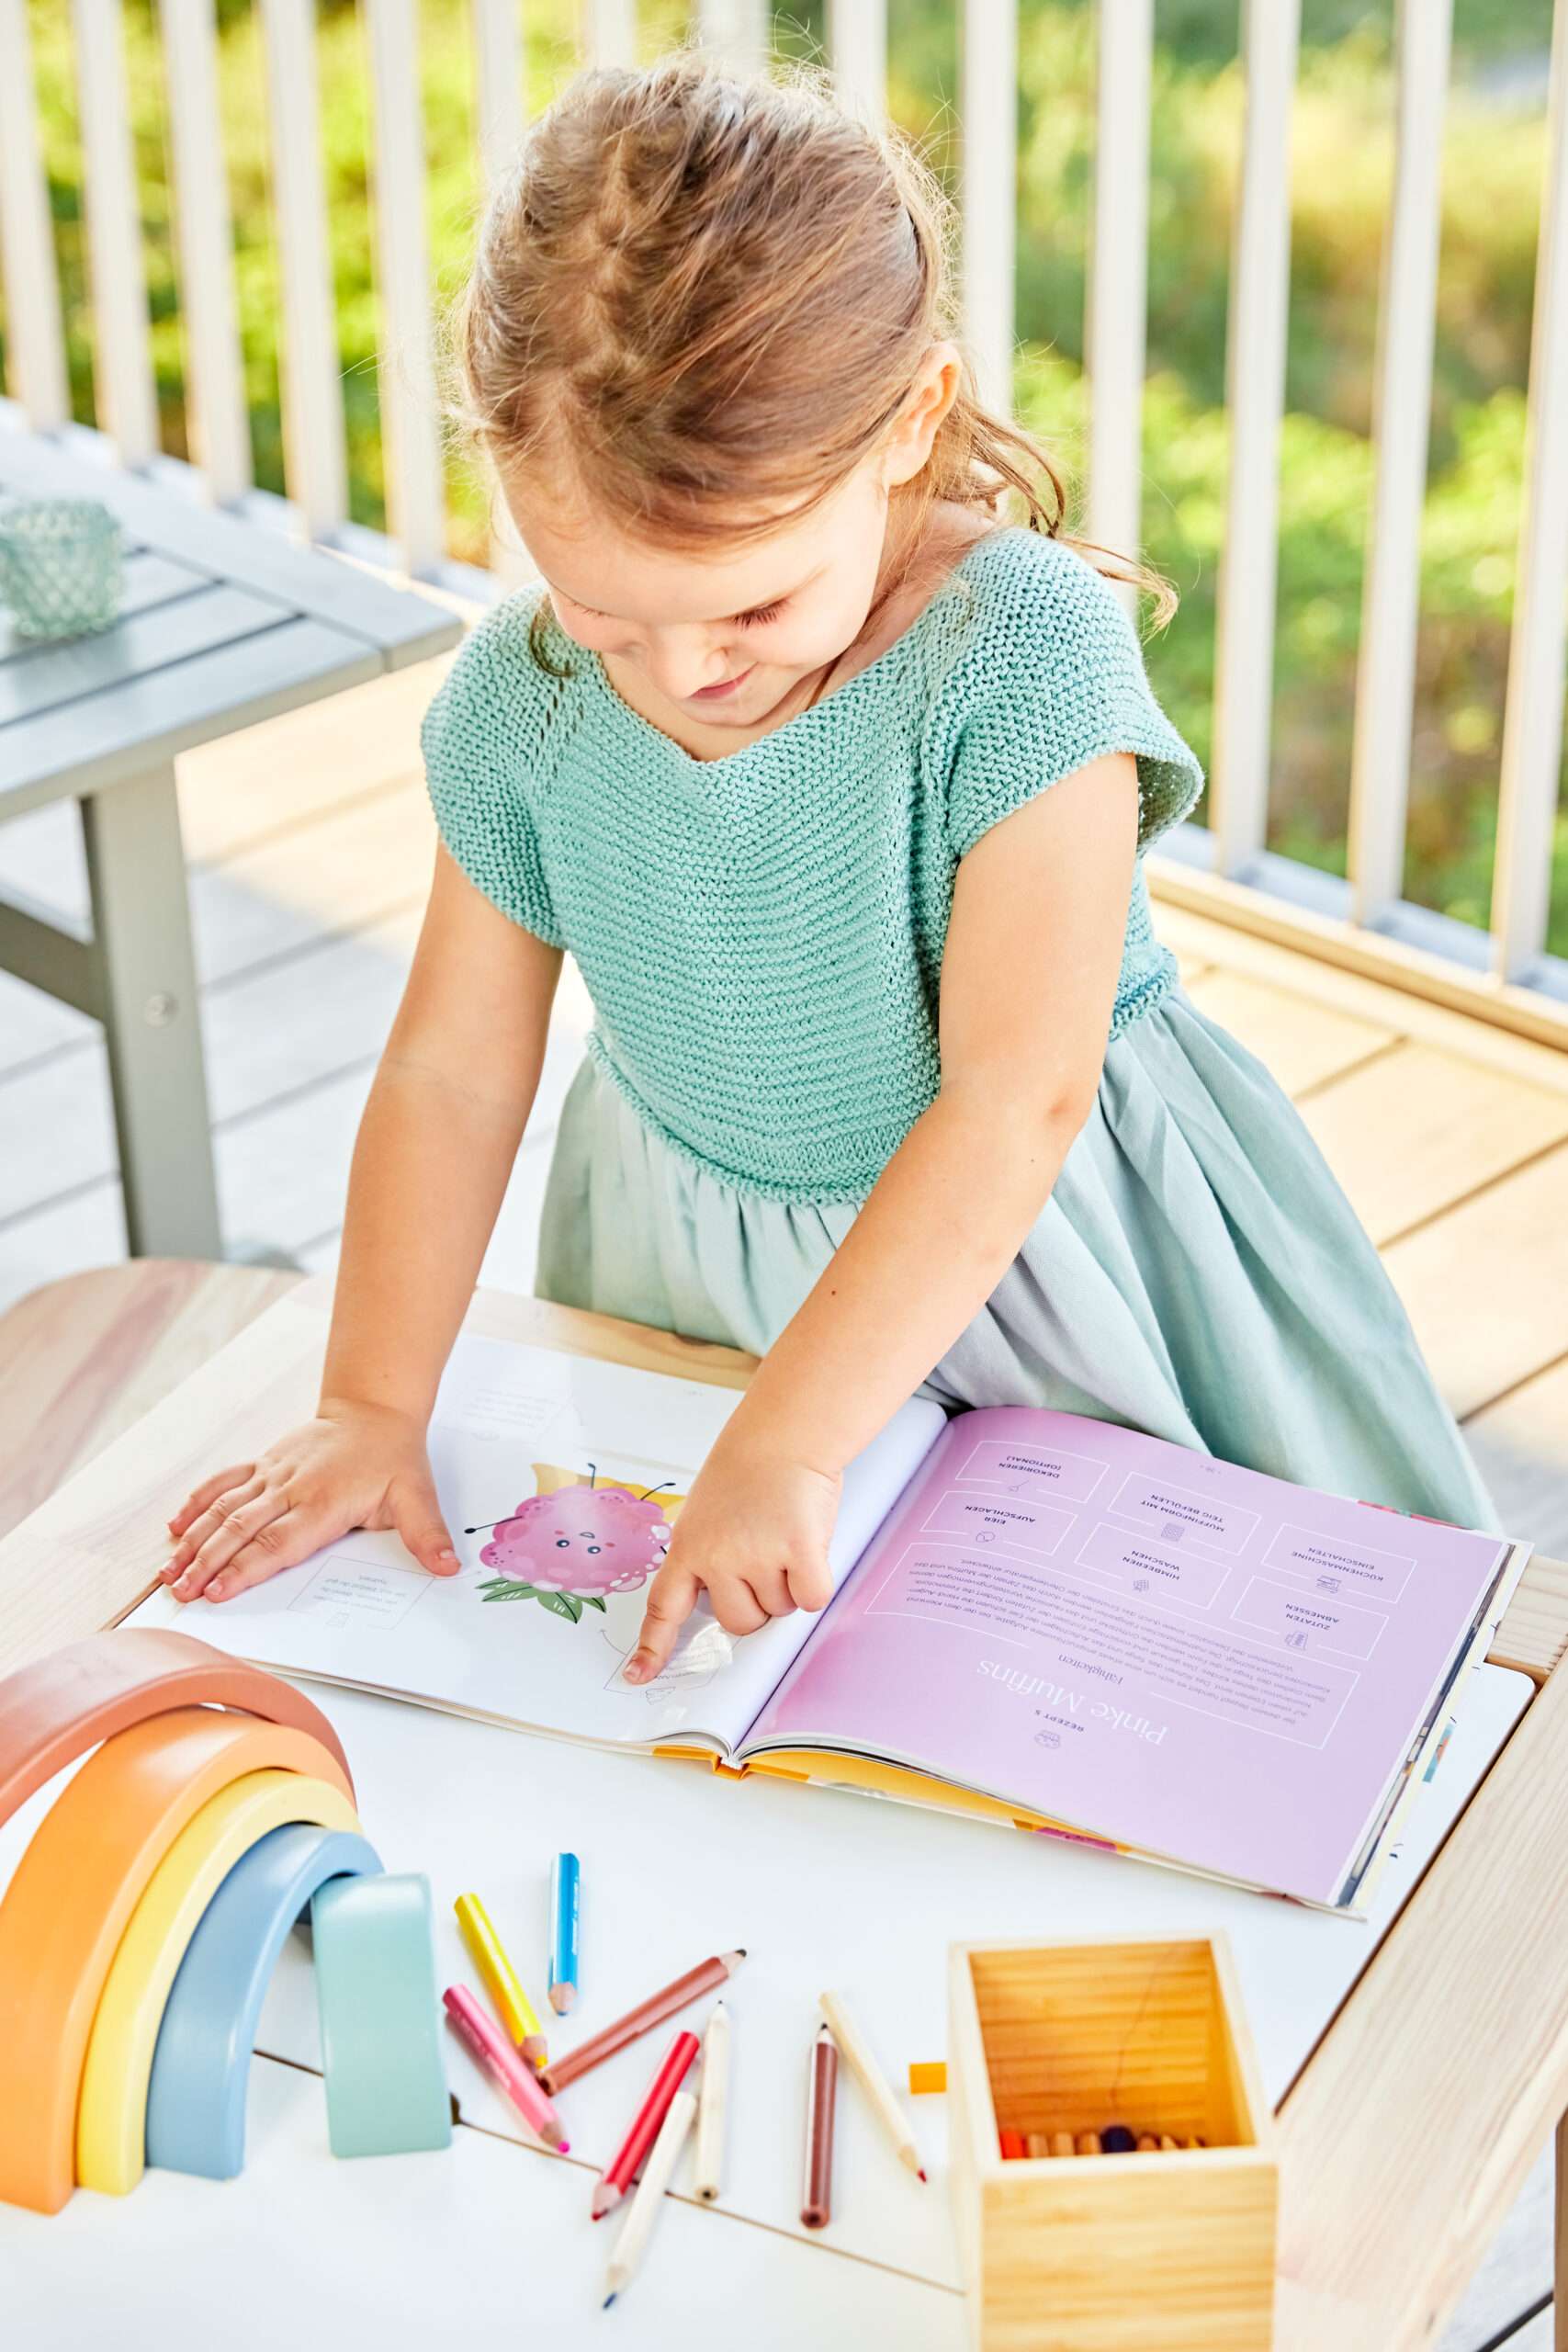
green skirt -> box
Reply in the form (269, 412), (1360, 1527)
(534, 985), (1499, 1527)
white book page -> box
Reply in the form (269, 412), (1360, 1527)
(127, 1334), (947, 1752)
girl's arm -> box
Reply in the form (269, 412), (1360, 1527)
(164, 844), (562, 1601)
(624, 752), (1140, 1681)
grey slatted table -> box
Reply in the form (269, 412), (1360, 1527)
(0, 422), (460, 1259)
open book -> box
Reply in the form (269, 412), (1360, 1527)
(128, 1332), (1529, 1914)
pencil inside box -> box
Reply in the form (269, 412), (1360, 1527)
(947, 1935), (1278, 2352)
(968, 1936), (1264, 2151)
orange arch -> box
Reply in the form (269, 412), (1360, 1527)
(0, 1628), (355, 1832)
(0, 1706), (354, 2213)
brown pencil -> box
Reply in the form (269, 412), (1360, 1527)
(801, 2024), (839, 2229)
(538, 1950), (745, 2095)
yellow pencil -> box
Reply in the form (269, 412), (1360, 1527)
(455, 1893), (547, 2067)
(818, 1989), (926, 2181)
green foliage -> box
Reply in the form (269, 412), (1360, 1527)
(6, 0), (1561, 950)
(477, 1577), (607, 1618)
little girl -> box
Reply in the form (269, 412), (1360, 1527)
(165, 58), (1496, 1686)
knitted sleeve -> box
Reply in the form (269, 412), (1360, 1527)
(934, 533), (1206, 865)
(420, 594), (566, 948)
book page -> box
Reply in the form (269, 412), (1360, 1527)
(126, 1334), (947, 1753)
(740, 1405), (1517, 1906)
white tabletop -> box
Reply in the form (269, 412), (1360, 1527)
(2, 2051), (965, 2351)
(0, 1660), (1529, 2343)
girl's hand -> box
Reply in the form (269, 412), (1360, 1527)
(624, 1438), (842, 1685)
(162, 1399), (460, 1605)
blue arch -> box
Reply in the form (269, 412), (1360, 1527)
(145, 1823), (381, 2180)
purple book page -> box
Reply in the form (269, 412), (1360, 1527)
(743, 1407), (1512, 1905)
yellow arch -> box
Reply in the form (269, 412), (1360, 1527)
(76, 1770), (361, 2195)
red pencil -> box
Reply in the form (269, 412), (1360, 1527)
(591, 2030), (700, 2221)
(541, 1949), (744, 2094)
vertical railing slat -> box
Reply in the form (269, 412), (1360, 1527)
(471, 0), (525, 186)
(0, 0), (70, 430)
(470, 0), (532, 586)
(363, 0), (447, 577)
(70, 0), (159, 468)
(1346, 0), (1452, 925)
(260, 0), (349, 538)
(158, 0), (253, 505)
(695, 0), (768, 74)
(1492, 0), (1568, 981)
(1087, 0), (1154, 594)
(585, 0), (637, 69)
(961, 0), (1018, 413)
(828, 0), (886, 117)
(1209, 0), (1300, 876)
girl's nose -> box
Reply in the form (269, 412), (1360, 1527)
(642, 634), (735, 704)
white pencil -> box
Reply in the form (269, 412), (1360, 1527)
(818, 1989), (927, 2181)
(692, 1999), (730, 2202)
(603, 2087), (697, 2308)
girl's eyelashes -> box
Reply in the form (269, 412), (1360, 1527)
(558, 588), (788, 629)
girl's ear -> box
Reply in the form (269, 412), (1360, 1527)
(882, 341), (964, 488)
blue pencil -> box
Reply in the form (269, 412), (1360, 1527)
(548, 1850), (581, 2016)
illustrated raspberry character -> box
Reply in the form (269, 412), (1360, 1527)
(479, 1485), (671, 1595)
(472, 1464), (682, 1623)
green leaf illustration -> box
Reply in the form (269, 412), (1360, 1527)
(478, 1577), (543, 1604)
(536, 1590), (583, 1623)
(582, 1594), (607, 1612)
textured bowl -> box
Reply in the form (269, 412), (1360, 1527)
(0, 496), (125, 639)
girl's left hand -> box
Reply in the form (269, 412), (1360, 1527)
(623, 1437), (842, 1684)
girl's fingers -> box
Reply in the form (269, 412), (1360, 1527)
(389, 1475), (461, 1577)
(169, 1486), (288, 1602)
(708, 1581), (771, 1638)
(166, 1464), (257, 1542)
(785, 1552), (834, 1612)
(164, 1476), (267, 1581)
(748, 1565), (795, 1619)
(203, 1518), (312, 1603)
(624, 1557), (702, 1684)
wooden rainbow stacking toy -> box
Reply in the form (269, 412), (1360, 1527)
(0, 1628), (451, 2214)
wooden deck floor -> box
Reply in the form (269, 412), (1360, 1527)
(0, 639), (1564, 2348)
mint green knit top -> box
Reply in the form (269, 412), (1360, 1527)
(422, 525), (1206, 1205)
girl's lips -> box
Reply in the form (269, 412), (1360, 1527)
(687, 666), (754, 702)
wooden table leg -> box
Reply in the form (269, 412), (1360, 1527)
(82, 762), (222, 1260)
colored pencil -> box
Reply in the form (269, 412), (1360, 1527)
(692, 2000), (730, 2203)
(547, 1851), (580, 2016)
(591, 2030), (701, 2221)
(801, 2024), (839, 2228)
(442, 1984), (569, 2150)
(603, 2089), (697, 2309)
(454, 1892), (547, 2066)
(540, 1950), (745, 2095)
(998, 2129), (1027, 2159)
(817, 1989), (926, 2181)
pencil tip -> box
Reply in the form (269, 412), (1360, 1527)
(918, 2168), (929, 2182)
(603, 2296), (615, 2311)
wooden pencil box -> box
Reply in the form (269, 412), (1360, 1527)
(947, 1933), (1278, 2351)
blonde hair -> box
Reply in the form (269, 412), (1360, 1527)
(443, 56), (1177, 653)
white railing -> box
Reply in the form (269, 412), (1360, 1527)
(1, 1), (1565, 1045)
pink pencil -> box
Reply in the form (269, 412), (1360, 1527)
(444, 1984), (570, 2151)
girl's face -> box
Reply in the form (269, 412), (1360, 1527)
(502, 345), (961, 742)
